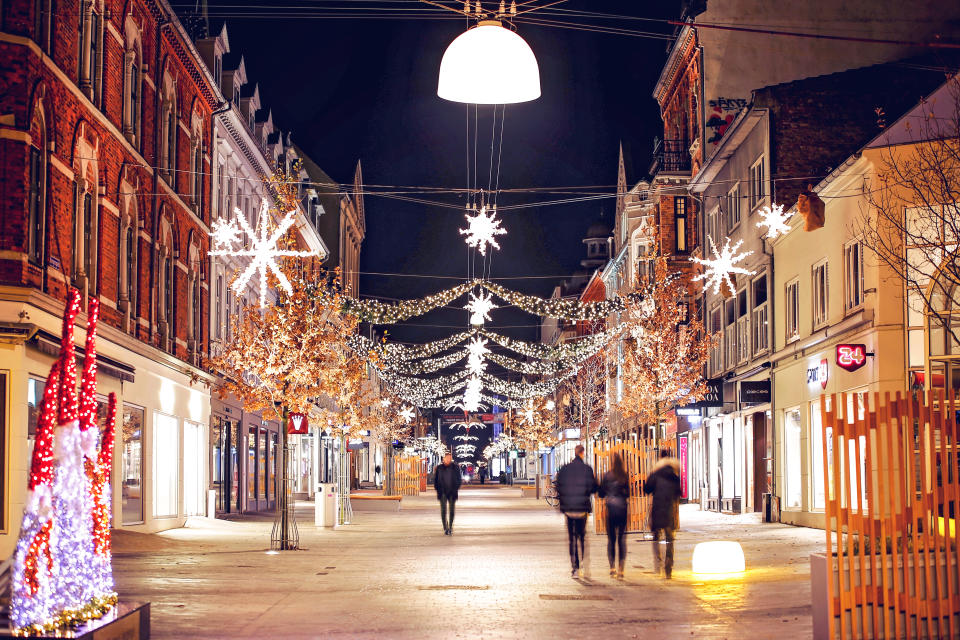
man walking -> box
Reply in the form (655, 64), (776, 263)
(433, 453), (461, 535)
(643, 449), (682, 579)
(556, 444), (598, 578)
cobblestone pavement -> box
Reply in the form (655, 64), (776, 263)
(113, 486), (823, 639)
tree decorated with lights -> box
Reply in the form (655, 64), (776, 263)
(617, 259), (712, 434)
(11, 290), (118, 635)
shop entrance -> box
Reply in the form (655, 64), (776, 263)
(752, 412), (769, 513)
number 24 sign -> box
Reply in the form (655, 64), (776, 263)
(836, 344), (868, 372)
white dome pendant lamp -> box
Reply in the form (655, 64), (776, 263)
(437, 20), (541, 104)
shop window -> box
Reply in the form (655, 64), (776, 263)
(0, 372), (5, 529)
(749, 156), (765, 210)
(785, 278), (800, 341)
(810, 398), (830, 511)
(153, 412), (179, 518)
(812, 259), (829, 329)
(247, 427), (257, 503)
(259, 429), (268, 501)
(784, 408), (802, 509)
(183, 420), (205, 517)
(726, 182), (741, 230)
(752, 274), (768, 355)
(121, 404), (144, 524)
(844, 240), (864, 311)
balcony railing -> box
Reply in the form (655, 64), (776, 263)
(650, 138), (691, 174)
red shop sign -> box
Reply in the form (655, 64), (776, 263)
(288, 412), (309, 434)
(836, 344), (868, 373)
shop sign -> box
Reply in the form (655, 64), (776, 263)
(681, 378), (723, 411)
(740, 381), (771, 405)
(678, 435), (688, 499)
(287, 412), (309, 434)
(807, 359), (829, 389)
(836, 343), (868, 372)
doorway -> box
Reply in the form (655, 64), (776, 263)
(752, 411), (769, 513)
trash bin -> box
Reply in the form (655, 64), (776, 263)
(315, 482), (337, 528)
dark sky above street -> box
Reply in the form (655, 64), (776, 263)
(200, 1), (682, 345)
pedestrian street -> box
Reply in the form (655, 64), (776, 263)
(113, 486), (822, 639)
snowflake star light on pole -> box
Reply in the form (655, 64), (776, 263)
(755, 203), (792, 239)
(210, 216), (243, 251)
(691, 237), (756, 296)
(459, 205), (507, 256)
(398, 406), (416, 424)
(209, 203), (318, 308)
(465, 291), (497, 326)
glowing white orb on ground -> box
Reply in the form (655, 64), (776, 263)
(438, 20), (540, 104)
(692, 541), (746, 575)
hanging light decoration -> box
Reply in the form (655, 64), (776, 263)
(438, 20), (541, 104)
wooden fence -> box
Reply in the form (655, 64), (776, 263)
(821, 390), (960, 639)
(393, 455), (421, 497)
(592, 439), (659, 534)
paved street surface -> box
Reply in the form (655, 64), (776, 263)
(113, 485), (823, 639)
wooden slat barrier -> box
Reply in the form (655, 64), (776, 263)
(592, 439), (659, 534)
(821, 390), (960, 639)
(393, 456), (421, 497)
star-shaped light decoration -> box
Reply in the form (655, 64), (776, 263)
(756, 203), (792, 239)
(464, 291), (497, 326)
(462, 376), (484, 412)
(691, 237), (756, 297)
(459, 205), (507, 256)
(210, 216), (243, 252)
(398, 405), (416, 424)
(209, 203), (319, 308)
(544, 399), (555, 411)
(465, 336), (491, 376)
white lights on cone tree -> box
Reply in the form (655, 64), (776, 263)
(209, 203), (319, 308)
(691, 237), (756, 296)
(756, 203), (793, 239)
(465, 291), (497, 325)
(459, 205), (507, 256)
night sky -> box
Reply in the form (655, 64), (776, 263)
(200, 1), (681, 346)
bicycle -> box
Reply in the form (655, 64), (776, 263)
(544, 481), (560, 508)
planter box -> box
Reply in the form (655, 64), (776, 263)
(811, 551), (959, 639)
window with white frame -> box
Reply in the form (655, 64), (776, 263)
(710, 305), (723, 375)
(812, 259), (829, 328)
(736, 288), (749, 364)
(844, 240), (864, 311)
(785, 278), (800, 340)
(749, 156), (765, 209)
(751, 274), (768, 355)
(727, 182), (741, 230)
(724, 297), (736, 370)
(707, 206), (722, 248)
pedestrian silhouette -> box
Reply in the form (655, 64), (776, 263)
(643, 449), (681, 579)
(433, 453), (461, 535)
(556, 444), (599, 578)
(599, 452), (629, 579)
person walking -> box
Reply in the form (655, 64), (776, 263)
(433, 453), (461, 535)
(599, 452), (629, 579)
(478, 466), (487, 484)
(556, 444), (598, 578)
(643, 449), (682, 579)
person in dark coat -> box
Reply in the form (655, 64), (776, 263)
(556, 444), (599, 577)
(598, 452), (629, 579)
(478, 466), (487, 484)
(433, 453), (462, 535)
(643, 449), (682, 578)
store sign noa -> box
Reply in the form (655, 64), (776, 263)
(836, 343), (868, 373)
(806, 359), (829, 389)
(288, 412), (309, 434)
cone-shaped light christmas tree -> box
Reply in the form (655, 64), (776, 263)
(10, 290), (118, 635)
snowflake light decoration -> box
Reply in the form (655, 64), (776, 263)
(459, 205), (507, 256)
(454, 434), (479, 442)
(209, 203), (319, 308)
(464, 291), (497, 326)
(691, 237), (756, 296)
(465, 336), (490, 376)
(210, 216), (243, 252)
(462, 376), (484, 412)
(398, 406), (416, 424)
(756, 203), (792, 239)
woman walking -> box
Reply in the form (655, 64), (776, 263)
(599, 452), (629, 579)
